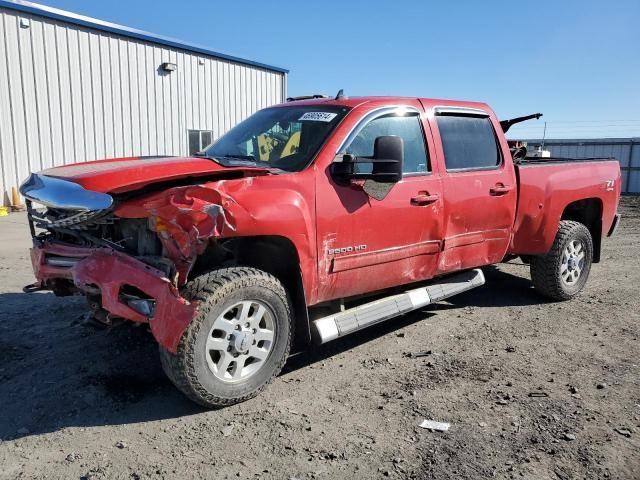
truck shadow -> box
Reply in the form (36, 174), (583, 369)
(0, 264), (544, 439)
(284, 263), (545, 373)
(434, 262), (544, 309)
(0, 291), (203, 441)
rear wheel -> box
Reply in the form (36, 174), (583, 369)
(160, 267), (293, 408)
(530, 220), (593, 301)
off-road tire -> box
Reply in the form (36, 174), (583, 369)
(159, 267), (293, 408)
(530, 220), (593, 301)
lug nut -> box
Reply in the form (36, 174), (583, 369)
(252, 328), (256, 333)
(235, 325), (241, 330)
(244, 322), (250, 328)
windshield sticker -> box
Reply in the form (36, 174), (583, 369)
(298, 112), (338, 122)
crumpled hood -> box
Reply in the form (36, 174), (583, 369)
(40, 155), (272, 193)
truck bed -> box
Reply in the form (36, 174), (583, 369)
(509, 158), (621, 256)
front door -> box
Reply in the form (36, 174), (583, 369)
(427, 106), (517, 273)
(315, 103), (444, 302)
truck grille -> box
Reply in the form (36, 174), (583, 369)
(28, 203), (114, 230)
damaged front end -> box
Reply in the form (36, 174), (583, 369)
(20, 173), (241, 352)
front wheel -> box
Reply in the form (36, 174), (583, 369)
(160, 267), (293, 408)
(530, 220), (593, 301)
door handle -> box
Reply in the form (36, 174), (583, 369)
(489, 184), (513, 196)
(411, 192), (440, 206)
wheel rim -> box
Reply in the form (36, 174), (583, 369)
(205, 300), (276, 383)
(560, 239), (585, 286)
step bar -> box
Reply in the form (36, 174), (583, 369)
(312, 269), (485, 344)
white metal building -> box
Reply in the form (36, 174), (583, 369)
(0, 0), (288, 206)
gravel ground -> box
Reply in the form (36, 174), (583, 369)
(0, 197), (638, 480)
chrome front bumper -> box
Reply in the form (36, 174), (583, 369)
(20, 173), (115, 234)
(19, 173), (113, 211)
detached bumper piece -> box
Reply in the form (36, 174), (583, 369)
(312, 269), (485, 344)
(30, 244), (196, 352)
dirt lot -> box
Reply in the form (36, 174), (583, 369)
(0, 197), (638, 480)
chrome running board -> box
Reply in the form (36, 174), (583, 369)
(312, 268), (485, 344)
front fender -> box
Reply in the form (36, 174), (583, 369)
(114, 173), (318, 302)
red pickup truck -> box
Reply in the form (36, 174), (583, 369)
(20, 95), (621, 407)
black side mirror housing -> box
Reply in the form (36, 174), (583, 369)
(331, 136), (404, 184)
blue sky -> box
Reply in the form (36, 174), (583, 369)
(33, 0), (640, 139)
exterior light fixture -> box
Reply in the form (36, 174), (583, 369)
(160, 62), (177, 72)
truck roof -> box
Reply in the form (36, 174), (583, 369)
(276, 96), (492, 112)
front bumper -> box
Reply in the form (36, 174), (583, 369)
(31, 242), (196, 352)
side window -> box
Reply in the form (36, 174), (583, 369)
(436, 115), (501, 170)
(346, 114), (429, 174)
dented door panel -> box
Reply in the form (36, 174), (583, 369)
(313, 101), (445, 302)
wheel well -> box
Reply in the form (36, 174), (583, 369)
(561, 198), (603, 262)
(197, 236), (311, 350)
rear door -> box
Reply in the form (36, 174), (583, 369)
(314, 103), (444, 302)
(426, 106), (517, 273)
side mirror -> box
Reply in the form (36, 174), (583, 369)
(331, 136), (404, 184)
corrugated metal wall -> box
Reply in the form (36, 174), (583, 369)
(0, 6), (286, 205)
(523, 139), (640, 194)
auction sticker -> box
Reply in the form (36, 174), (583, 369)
(298, 112), (338, 122)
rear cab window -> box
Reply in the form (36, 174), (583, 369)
(435, 113), (501, 171)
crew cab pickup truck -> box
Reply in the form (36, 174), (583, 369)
(20, 95), (621, 407)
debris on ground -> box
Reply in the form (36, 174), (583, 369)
(554, 466), (571, 480)
(614, 428), (632, 438)
(403, 350), (432, 358)
(529, 391), (549, 398)
(418, 420), (450, 432)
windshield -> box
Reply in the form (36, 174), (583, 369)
(204, 105), (350, 172)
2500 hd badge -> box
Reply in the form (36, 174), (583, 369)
(328, 244), (368, 255)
